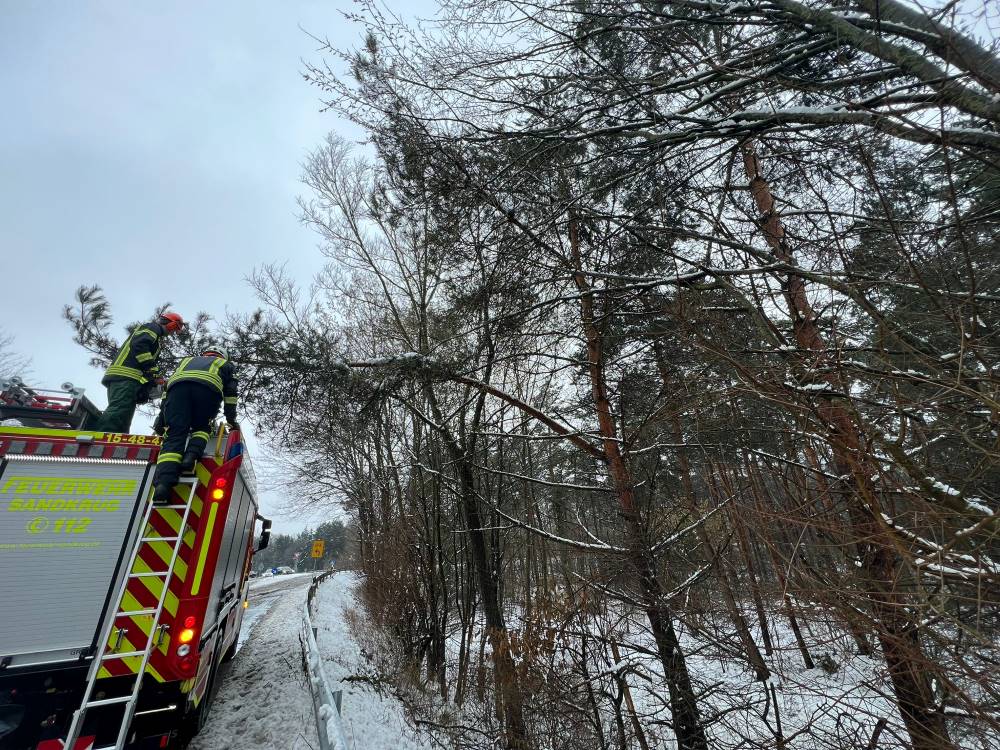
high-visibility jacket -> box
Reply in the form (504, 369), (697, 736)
(101, 321), (166, 385)
(167, 355), (239, 421)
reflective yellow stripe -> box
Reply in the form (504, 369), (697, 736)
(145, 536), (189, 581)
(195, 462), (212, 487)
(173, 371), (223, 390)
(191, 503), (219, 595)
(223, 396), (237, 405)
(153, 510), (181, 535)
(108, 327), (160, 380)
(105, 364), (145, 381)
(112, 334), (132, 368)
(167, 356), (226, 392)
(119, 591), (170, 656)
(0, 426), (122, 440)
(191, 431), (210, 442)
(106, 631), (166, 682)
(157, 452), (182, 465)
(131, 556), (179, 616)
(153, 507), (199, 546)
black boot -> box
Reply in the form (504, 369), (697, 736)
(152, 483), (174, 506)
(180, 450), (200, 475)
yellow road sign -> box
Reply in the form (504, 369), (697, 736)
(311, 539), (325, 558)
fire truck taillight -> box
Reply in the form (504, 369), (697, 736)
(171, 613), (200, 677)
(176, 654), (197, 678)
(177, 616), (197, 645)
(211, 477), (227, 501)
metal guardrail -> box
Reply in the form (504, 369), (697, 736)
(301, 572), (351, 750)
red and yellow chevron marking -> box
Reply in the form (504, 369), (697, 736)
(97, 460), (216, 683)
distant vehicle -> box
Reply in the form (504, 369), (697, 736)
(0, 379), (272, 749)
(275, 566), (295, 575)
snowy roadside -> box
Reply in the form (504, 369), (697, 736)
(312, 572), (432, 750)
(190, 576), (320, 750)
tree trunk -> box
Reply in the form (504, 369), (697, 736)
(726, 499), (774, 655)
(610, 639), (653, 750)
(424, 385), (532, 750)
(570, 217), (708, 750)
(740, 144), (953, 750)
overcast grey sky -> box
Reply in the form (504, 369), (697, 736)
(0, 1), (427, 533)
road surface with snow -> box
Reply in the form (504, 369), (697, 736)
(185, 570), (428, 750)
(188, 574), (319, 750)
(238, 573), (315, 651)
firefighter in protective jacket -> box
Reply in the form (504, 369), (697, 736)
(95, 312), (185, 433)
(152, 346), (239, 505)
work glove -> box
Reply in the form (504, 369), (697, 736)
(152, 411), (165, 437)
(136, 383), (152, 405)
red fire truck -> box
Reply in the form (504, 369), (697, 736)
(0, 380), (272, 749)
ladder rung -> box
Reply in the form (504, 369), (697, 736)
(117, 608), (157, 618)
(102, 650), (146, 660)
(130, 571), (169, 578)
(86, 695), (134, 708)
(154, 504), (190, 510)
(141, 536), (180, 543)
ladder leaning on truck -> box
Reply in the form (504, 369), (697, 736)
(0, 379), (272, 750)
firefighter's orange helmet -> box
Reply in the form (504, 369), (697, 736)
(159, 312), (185, 333)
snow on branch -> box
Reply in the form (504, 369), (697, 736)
(651, 500), (733, 554)
(492, 505), (627, 553)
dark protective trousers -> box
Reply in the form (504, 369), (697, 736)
(96, 380), (141, 433)
(152, 381), (222, 489)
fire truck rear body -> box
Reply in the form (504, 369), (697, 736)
(0, 384), (269, 749)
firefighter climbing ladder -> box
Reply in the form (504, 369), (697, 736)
(62, 476), (200, 750)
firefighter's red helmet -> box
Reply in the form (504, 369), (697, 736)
(159, 312), (185, 333)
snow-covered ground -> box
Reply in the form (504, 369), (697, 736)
(312, 572), (432, 750)
(187, 571), (429, 750)
(190, 574), (319, 750)
(186, 568), (962, 750)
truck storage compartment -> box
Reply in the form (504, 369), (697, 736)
(0, 455), (150, 668)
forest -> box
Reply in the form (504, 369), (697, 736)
(64, 1), (999, 749)
(249, 519), (350, 573)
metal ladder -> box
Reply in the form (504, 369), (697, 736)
(62, 476), (200, 750)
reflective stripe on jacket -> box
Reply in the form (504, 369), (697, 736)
(102, 322), (164, 384)
(167, 355), (239, 420)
